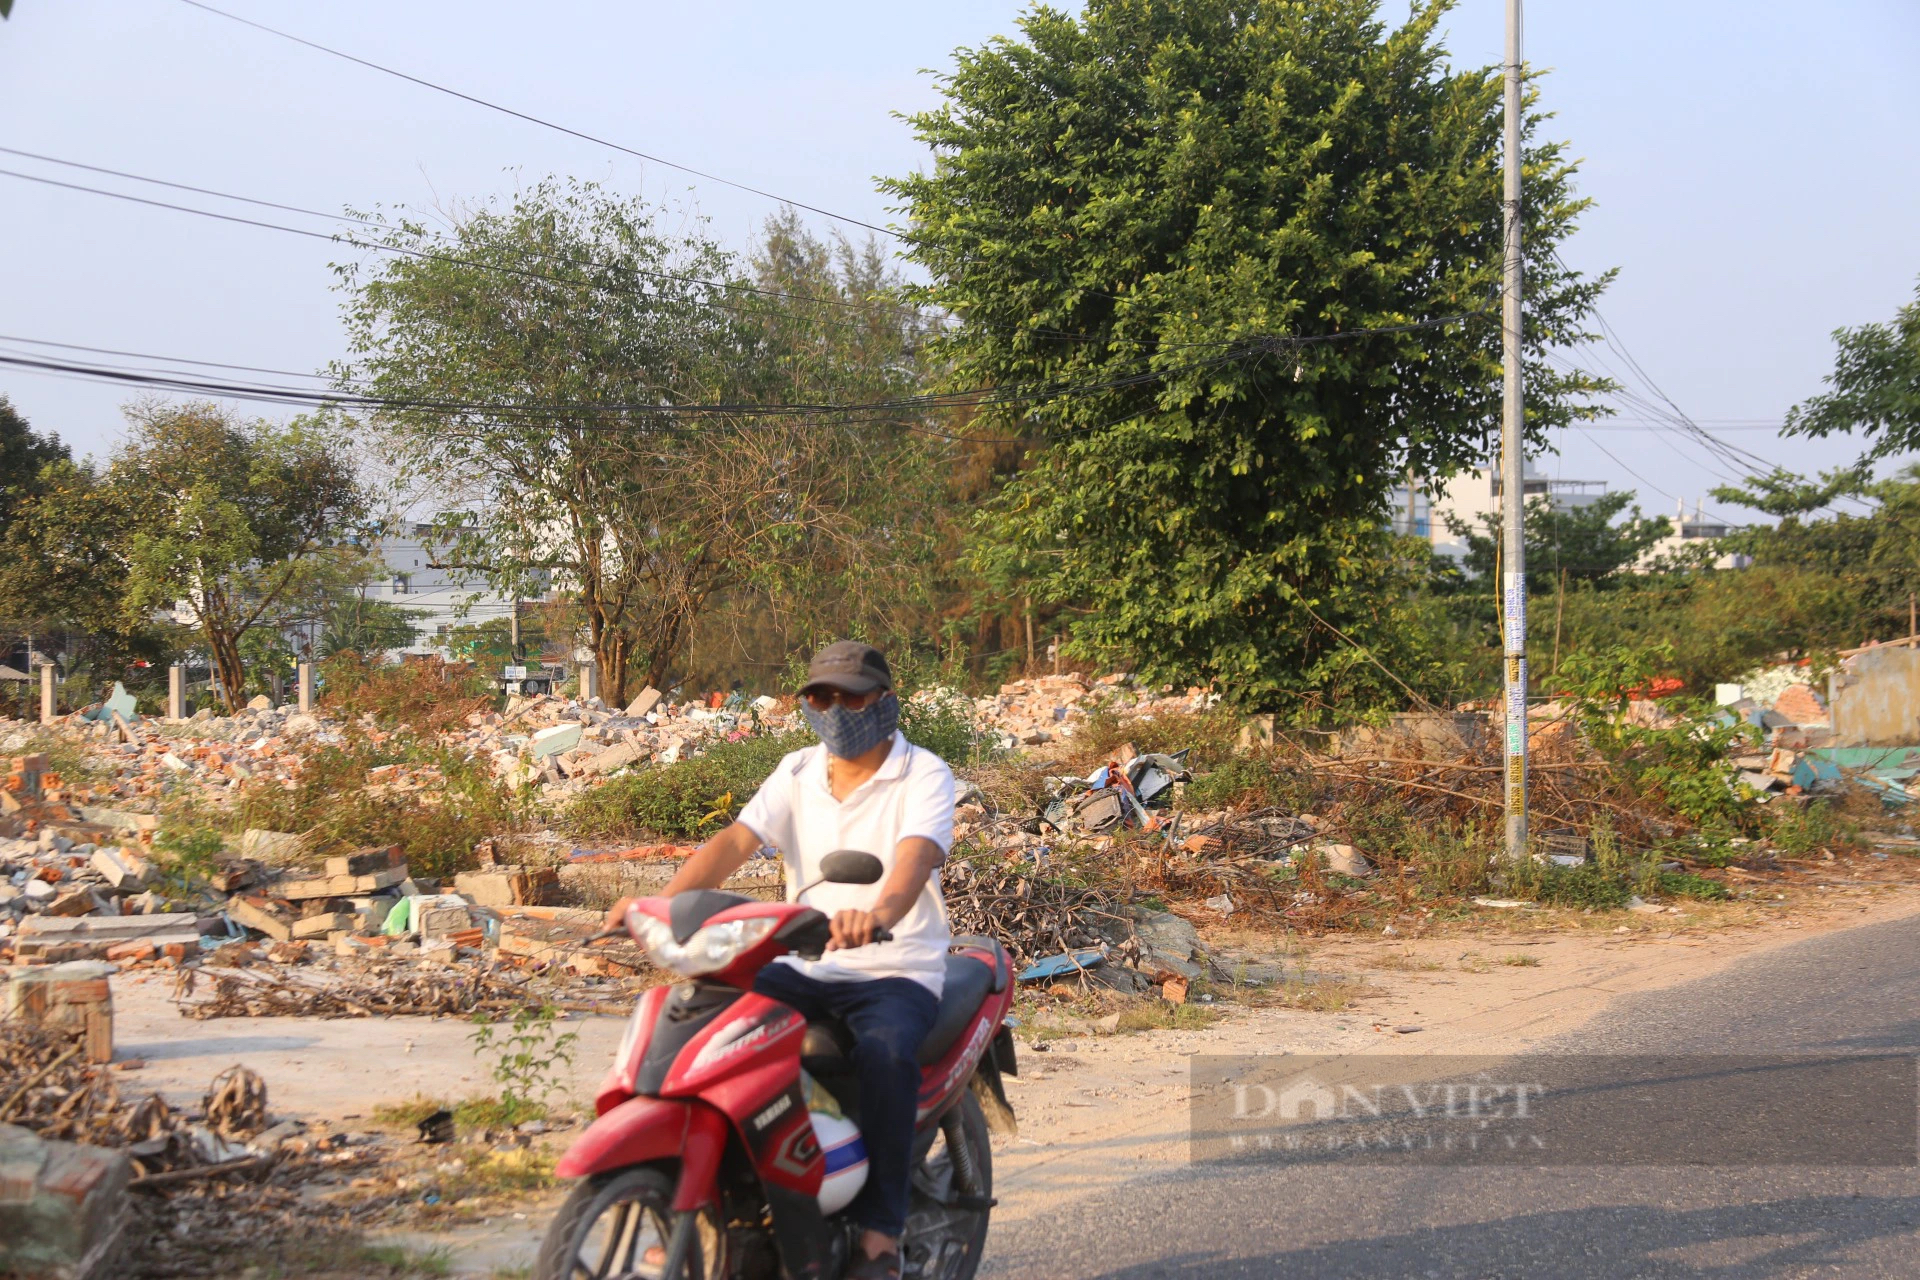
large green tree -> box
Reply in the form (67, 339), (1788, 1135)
(0, 455), (172, 680)
(110, 402), (367, 710)
(339, 181), (937, 702)
(1784, 277), (1920, 460)
(886, 0), (1607, 712)
(0, 396), (69, 533)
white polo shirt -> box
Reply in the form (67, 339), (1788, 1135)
(738, 734), (956, 997)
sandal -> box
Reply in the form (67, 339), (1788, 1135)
(846, 1249), (902, 1280)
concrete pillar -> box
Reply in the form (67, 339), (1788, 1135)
(39, 663), (54, 723)
(580, 661), (600, 703)
(168, 665), (185, 720)
(297, 662), (314, 713)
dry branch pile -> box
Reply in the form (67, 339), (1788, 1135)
(172, 959), (543, 1020)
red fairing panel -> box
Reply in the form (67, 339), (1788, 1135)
(661, 993), (806, 1097)
(596, 985), (670, 1116)
(554, 1095), (696, 1180)
(916, 958), (1012, 1123)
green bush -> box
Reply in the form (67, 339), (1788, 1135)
(1657, 870), (1731, 900)
(899, 689), (994, 765)
(1557, 643), (1759, 835)
(1407, 821), (1494, 899)
(237, 731), (531, 878)
(1183, 756), (1299, 810)
(1767, 799), (1855, 857)
(568, 732), (811, 842)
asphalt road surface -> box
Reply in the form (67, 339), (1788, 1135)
(982, 915), (1920, 1278)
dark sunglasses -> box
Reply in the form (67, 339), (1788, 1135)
(802, 687), (887, 712)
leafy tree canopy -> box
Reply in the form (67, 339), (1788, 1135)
(1784, 277), (1920, 461)
(886, 0), (1609, 712)
(111, 402), (367, 710)
(338, 181), (941, 704)
(0, 396), (69, 533)
(1447, 491), (1671, 588)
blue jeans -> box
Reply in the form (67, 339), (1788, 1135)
(753, 963), (939, 1238)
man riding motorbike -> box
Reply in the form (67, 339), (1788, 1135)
(605, 640), (955, 1280)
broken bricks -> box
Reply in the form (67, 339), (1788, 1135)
(2, 960), (115, 1063)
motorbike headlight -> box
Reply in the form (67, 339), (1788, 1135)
(628, 912), (778, 977)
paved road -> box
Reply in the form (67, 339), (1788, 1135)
(982, 915), (1920, 1278)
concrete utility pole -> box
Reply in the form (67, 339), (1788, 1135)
(39, 662), (54, 724)
(1500, 0), (1529, 862)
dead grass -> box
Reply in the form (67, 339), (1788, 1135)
(1262, 974), (1371, 1012)
(1364, 951), (1446, 972)
(1500, 952), (1543, 966)
(370, 1094), (551, 1133)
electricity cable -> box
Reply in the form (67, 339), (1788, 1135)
(173, 0), (901, 239)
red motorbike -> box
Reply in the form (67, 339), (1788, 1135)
(540, 851), (1017, 1280)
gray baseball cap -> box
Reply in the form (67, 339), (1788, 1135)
(801, 640), (893, 696)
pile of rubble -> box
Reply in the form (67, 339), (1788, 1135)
(970, 673), (1218, 749)
(450, 684), (805, 796)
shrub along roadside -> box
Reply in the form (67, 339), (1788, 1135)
(568, 732), (810, 842)
(236, 729), (533, 878)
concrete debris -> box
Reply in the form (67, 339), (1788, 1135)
(971, 674), (1217, 751)
(1316, 843), (1374, 878)
(0, 1121), (133, 1280)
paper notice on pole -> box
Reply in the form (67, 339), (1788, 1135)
(1502, 573), (1527, 654)
(1505, 657), (1528, 730)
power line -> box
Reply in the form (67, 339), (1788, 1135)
(0, 165), (932, 343)
(2, 146), (1270, 351)
(174, 0), (901, 240)
(0, 340), (1260, 425)
(0, 315), (1483, 446)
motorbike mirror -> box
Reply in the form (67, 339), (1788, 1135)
(819, 850), (884, 885)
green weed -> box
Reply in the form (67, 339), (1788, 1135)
(357, 1244), (454, 1277)
(1407, 820), (1495, 900)
(1767, 799), (1857, 857)
(151, 825), (224, 900)
(1656, 870), (1731, 900)
(567, 731), (809, 840)
(469, 1004), (578, 1121)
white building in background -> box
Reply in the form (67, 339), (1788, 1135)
(1393, 462), (1609, 563)
(359, 522), (523, 656)
(1641, 498), (1752, 571)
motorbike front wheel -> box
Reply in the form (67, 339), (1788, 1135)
(536, 1164), (729, 1280)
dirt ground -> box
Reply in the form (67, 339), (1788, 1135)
(107, 862), (1920, 1277)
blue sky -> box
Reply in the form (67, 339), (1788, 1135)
(1, 0), (1915, 522)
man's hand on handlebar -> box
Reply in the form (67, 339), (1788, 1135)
(827, 908), (894, 951)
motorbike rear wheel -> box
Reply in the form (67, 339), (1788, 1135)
(903, 1091), (994, 1280)
(536, 1164), (728, 1280)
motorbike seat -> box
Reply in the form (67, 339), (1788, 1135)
(798, 952), (997, 1069)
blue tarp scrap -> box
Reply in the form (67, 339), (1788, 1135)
(1791, 747), (1920, 806)
(1016, 948), (1108, 983)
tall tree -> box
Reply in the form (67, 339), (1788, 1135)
(110, 402), (366, 710)
(886, 0), (1608, 712)
(339, 181), (934, 703)
(1784, 277), (1920, 461)
(0, 396), (69, 533)
(0, 455), (172, 678)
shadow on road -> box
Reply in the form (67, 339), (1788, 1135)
(1081, 1193), (1920, 1278)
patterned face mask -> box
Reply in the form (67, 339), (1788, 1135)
(802, 692), (899, 760)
